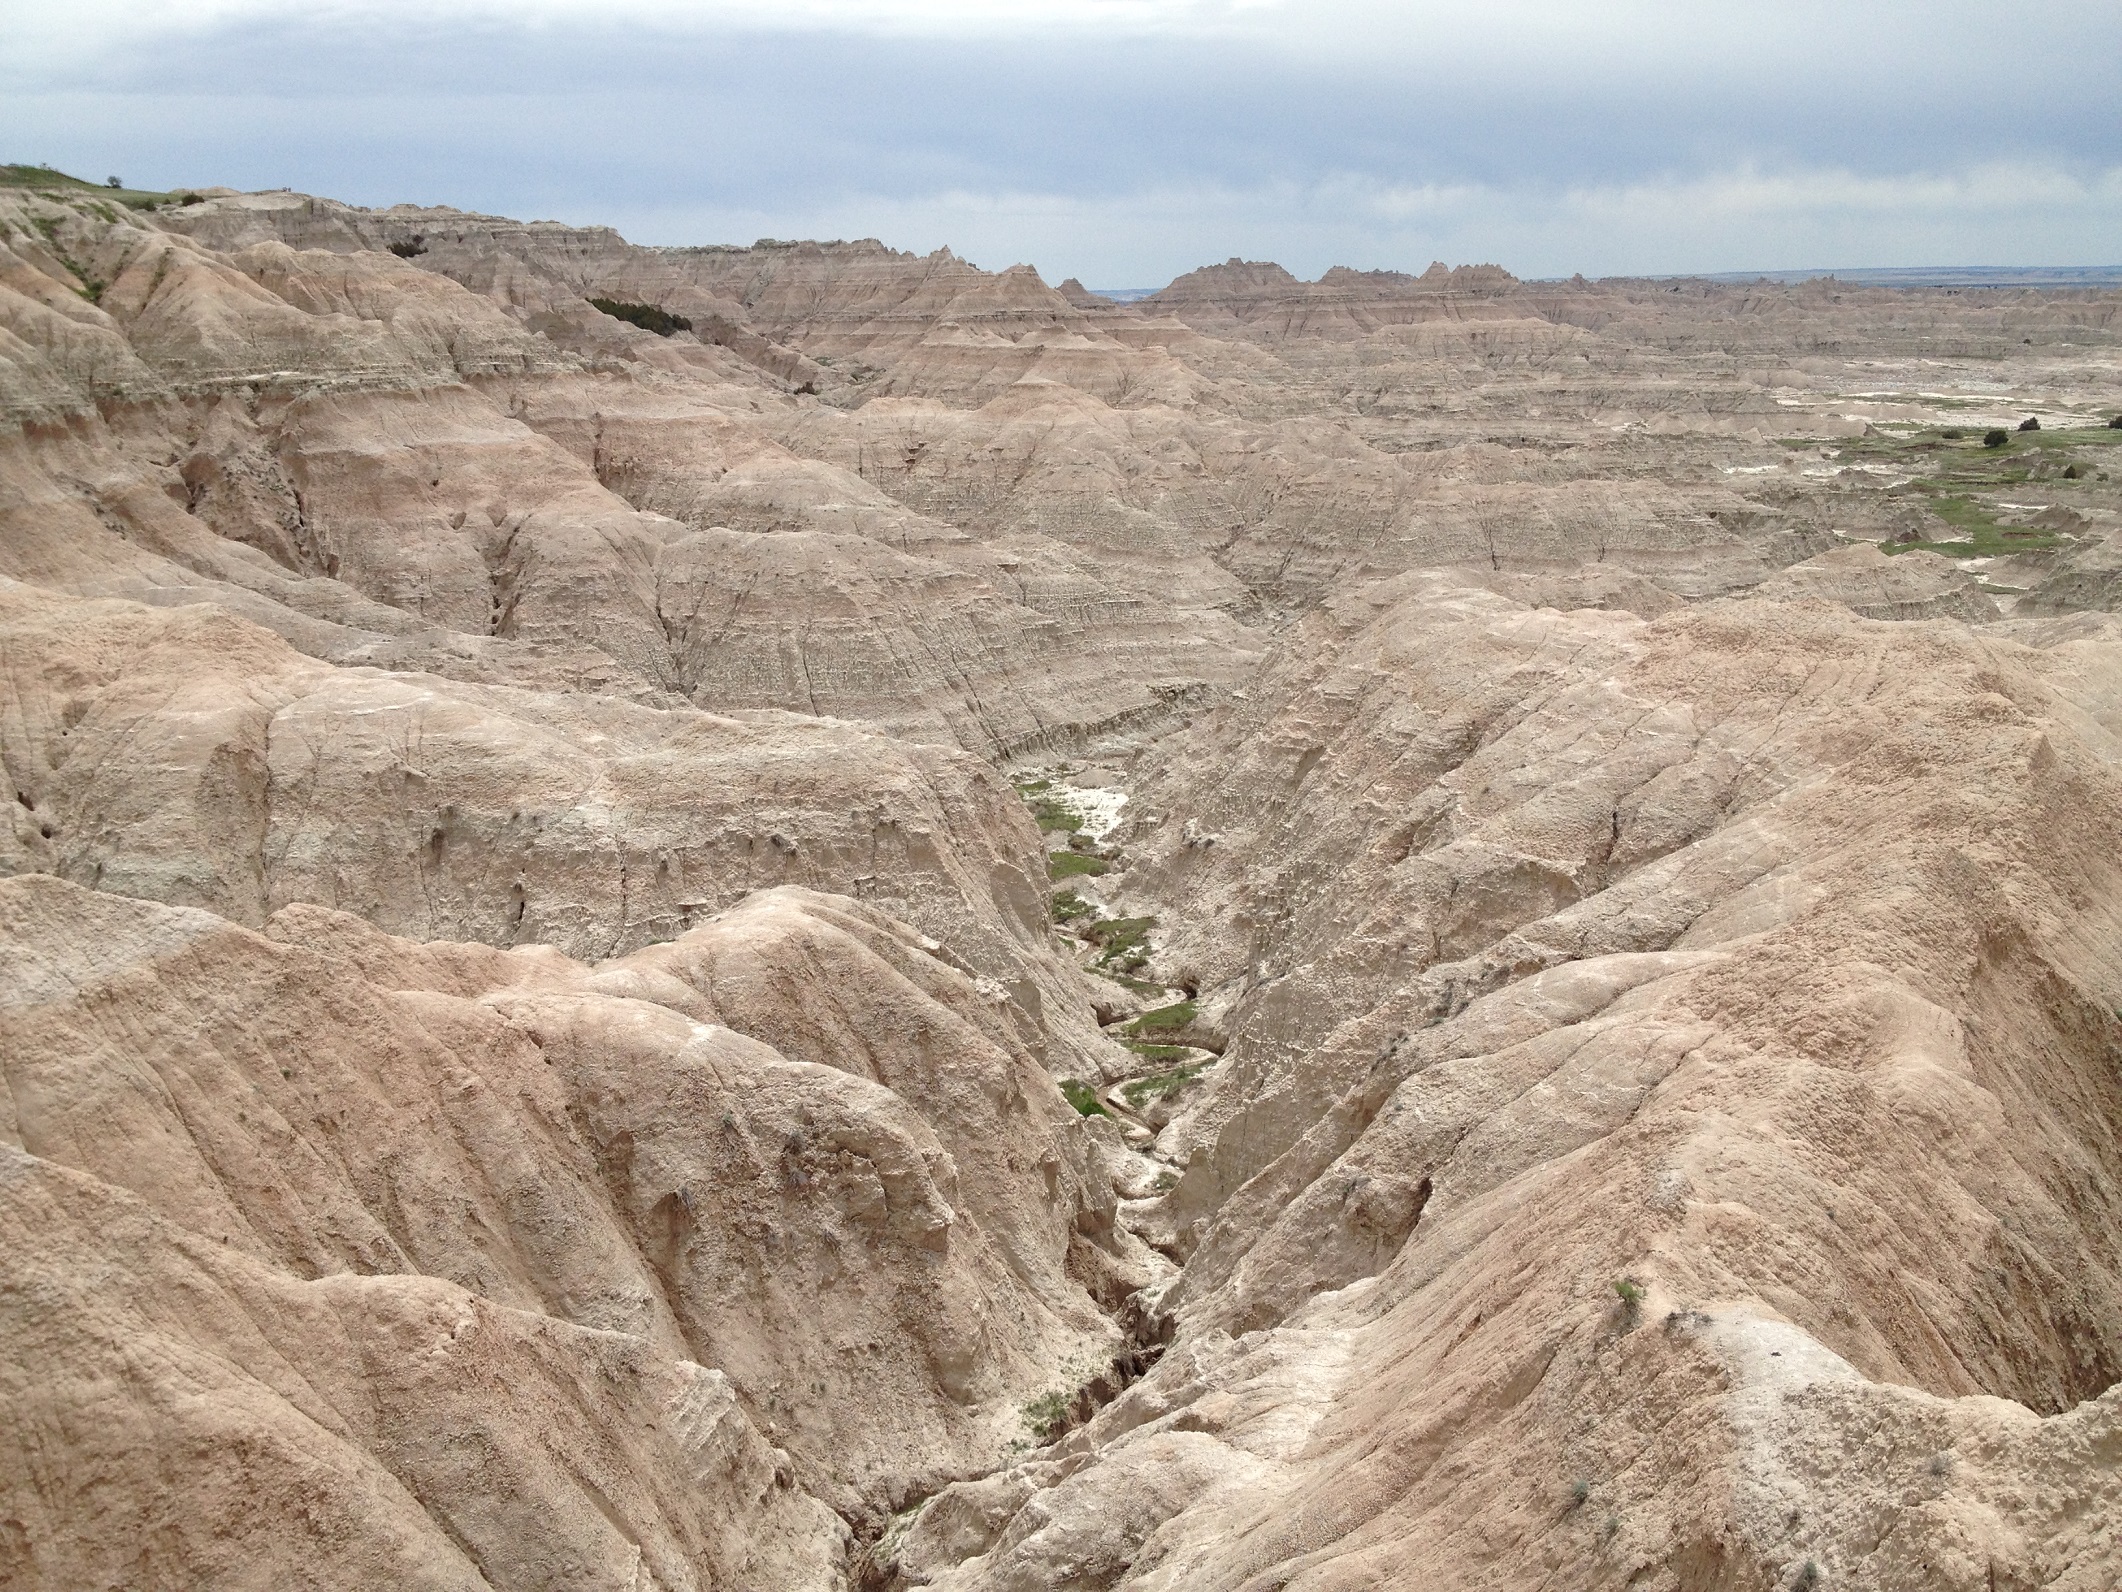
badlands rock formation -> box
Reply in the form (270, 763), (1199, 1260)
(4, 168), (2122, 1589)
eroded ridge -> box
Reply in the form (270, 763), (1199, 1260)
(3, 173), (2121, 1590)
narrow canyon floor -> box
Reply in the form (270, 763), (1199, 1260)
(4, 169), (2122, 1591)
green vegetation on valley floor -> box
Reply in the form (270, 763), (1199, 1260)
(1119, 1062), (1208, 1109)
(1048, 851), (1110, 880)
(1777, 422), (2116, 559)
(1124, 999), (1197, 1034)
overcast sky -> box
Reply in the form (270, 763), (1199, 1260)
(5, 0), (2118, 285)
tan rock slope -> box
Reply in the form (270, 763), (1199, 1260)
(4, 169), (2122, 1589)
(928, 574), (2122, 1589)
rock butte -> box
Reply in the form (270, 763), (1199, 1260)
(4, 177), (2122, 1590)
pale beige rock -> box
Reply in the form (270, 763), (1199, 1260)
(5, 171), (2122, 1591)
(919, 570), (2122, 1588)
(0, 867), (1136, 1577)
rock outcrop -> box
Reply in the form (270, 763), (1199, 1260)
(5, 167), (2122, 1590)
(915, 571), (2122, 1590)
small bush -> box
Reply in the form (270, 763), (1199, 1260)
(1021, 1389), (1071, 1441)
(2018, 415), (2041, 432)
(1940, 428), (1963, 440)
(1568, 1479), (1590, 1510)
(1983, 429), (2010, 449)
(1086, 916), (1155, 958)
(1051, 889), (1094, 923)
(2064, 464), (2082, 479)
(1049, 852), (1109, 880)
(588, 297), (694, 336)
(105, 175), (121, 189)
(2110, 415), (2122, 429)
(1058, 1079), (1108, 1118)
(1793, 1559), (1821, 1590)
(1614, 1278), (1644, 1319)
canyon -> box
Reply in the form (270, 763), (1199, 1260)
(4, 169), (2122, 1590)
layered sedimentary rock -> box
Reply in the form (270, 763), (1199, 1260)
(2, 869), (1139, 1584)
(6, 167), (2122, 1591)
(1, 187), (1257, 758)
(918, 571), (2122, 1590)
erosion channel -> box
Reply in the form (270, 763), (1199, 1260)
(4, 176), (2122, 1592)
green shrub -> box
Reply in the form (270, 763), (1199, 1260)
(1021, 1389), (1071, 1441)
(1614, 1277), (1644, 1318)
(1940, 428), (1963, 440)
(1049, 852), (1109, 880)
(1050, 889), (1094, 923)
(1086, 916), (1155, 963)
(1983, 429), (2010, 449)
(1058, 1079), (1108, 1117)
(588, 297), (693, 336)
(2018, 416), (2040, 432)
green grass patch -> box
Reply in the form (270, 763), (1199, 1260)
(1085, 915), (1156, 972)
(1012, 777), (1053, 795)
(1125, 999), (1197, 1034)
(1058, 1079), (1108, 1118)
(2012, 425), (2122, 451)
(0, 164), (176, 209)
(1050, 888), (1095, 924)
(1121, 1041), (1190, 1064)
(1049, 851), (1110, 880)
(1885, 494), (2065, 559)
(1119, 1062), (1208, 1109)
(1779, 424), (2109, 559)
(1031, 798), (1081, 834)
(1086, 915), (1155, 952)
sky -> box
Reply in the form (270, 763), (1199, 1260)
(3, 0), (2119, 286)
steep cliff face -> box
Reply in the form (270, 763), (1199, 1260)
(5, 171), (2122, 1591)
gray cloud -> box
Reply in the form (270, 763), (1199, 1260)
(4, 0), (2117, 282)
